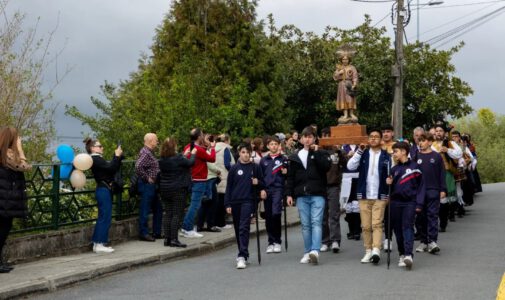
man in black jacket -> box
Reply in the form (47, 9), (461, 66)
(286, 126), (331, 265)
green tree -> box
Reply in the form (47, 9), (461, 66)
(0, 1), (69, 162)
(268, 16), (472, 135)
(67, 0), (291, 157)
(453, 109), (505, 183)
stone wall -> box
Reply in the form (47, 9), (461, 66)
(4, 217), (141, 264)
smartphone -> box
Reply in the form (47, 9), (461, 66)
(117, 140), (121, 148)
(208, 135), (214, 143)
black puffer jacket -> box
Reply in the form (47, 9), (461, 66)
(0, 166), (28, 218)
(286, 149), (332, 198)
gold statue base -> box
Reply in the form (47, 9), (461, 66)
(319, 124), (368, 147)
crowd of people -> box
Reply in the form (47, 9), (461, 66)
(0, 121), (483, 273)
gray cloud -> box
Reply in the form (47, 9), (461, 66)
(7, 0), (504, 146)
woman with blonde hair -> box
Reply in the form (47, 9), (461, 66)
(0, 127), (31, 273)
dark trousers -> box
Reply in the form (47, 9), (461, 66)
(215, 193), (226, 227)
(391, 201), (416, 256)
(439, 202), (449, 230)
(264, 188), (283, 245)
(197, 178), (218, 229)
(160, 188), (188, 240)
(231, 201), (253, 259)
(0, 216), (13, 261)
(462, 174), (475, 206)
(92, 187), (113, 243)
(138, 180), (162, 236)
(415, 190), (440, 244)
(322, 186), (342, 245)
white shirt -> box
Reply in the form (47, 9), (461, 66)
(366, 149), (381, 200)
(346, 148), (382, 200)
(298, 149), (309, 169)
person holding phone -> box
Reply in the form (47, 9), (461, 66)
(181, 128), (216, 238)
(84, 137), (123, 253)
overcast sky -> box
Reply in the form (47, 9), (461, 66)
(6, 0), (505, 143)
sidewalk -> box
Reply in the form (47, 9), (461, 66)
(0, 207), (300, 300)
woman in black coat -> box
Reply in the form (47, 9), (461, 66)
(158, 138), (196, 248)
(0, 127), (31, 273)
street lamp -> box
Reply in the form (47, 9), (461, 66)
(417, 1), (444, 41)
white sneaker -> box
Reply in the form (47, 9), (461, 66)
(404, 255), (413, 269)
(331, 241), (340, 253)
(179, 229), (186, 237)
(309, 250), (319, 265)
(320, 244), (329, 252)
(361, 250), (372, 263)
(398, 255), (406, 267)
(416, 243), (428, 253)
(236, 257), (246, 269)
(266, 244), (274, 254)
(219, 224), (233, 230)
(273, 243), (282, 253)
(427, 241), (440, 254)
(183, 230), (204, 238)
(371, 247), (381, 264)
(300, 253), (311, 264)
(383, 239), (393, 252)
(94, 243), (114, 253)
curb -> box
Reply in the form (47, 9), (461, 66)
(1, 219), (300, 300)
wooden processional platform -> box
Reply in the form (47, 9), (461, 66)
(319, 124), (368, 147)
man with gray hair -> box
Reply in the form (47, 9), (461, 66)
(410, 127), (425, 159)
(135, 133), (162, 242)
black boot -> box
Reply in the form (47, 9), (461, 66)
(170, 239), (187, 248)
(0, 259), (13, 273)
(164, 238), (171, 247)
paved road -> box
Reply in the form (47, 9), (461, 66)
(32, 183), (505, 300)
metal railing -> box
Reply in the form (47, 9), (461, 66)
(13, 160), (139, 234)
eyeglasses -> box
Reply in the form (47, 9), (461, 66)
(93, 144), (103, 148)
(369, 136), (381, 140)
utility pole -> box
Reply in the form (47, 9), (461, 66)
(392, 0), (405, 138)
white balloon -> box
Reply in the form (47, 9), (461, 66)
(70, 170), (87, 189)
(73, 153), (93, 171)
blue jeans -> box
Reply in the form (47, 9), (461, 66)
(138, 180), (162, 237)
(296, 196), (325, 253)
(92, 187), (112, 243)
(182, 181), (207, 231)
(197, 178), (218, 229)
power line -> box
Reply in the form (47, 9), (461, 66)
(434, 6), (505, 47)
(415, 0), (505, 9)
(423, 5), (505, 46)
(410, 2), (500, 39)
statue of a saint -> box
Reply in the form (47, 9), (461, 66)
(334, 46), (358, 124)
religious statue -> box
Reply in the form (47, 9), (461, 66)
(333, 45), (358, 124)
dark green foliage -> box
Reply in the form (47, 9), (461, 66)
(67, 3), (473, 156)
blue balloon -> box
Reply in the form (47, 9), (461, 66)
(59, 164), (73, 180)
(56, 144), (74, 164)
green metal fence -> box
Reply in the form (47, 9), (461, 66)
(12, 160), (139, 234)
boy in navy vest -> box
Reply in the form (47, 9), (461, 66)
(386, 142), (425, 270)
(347, 129), (390, 265)
(414, 133), (446, 254)
(260, 136), (287, 254)
(225, 143), (266, 269)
